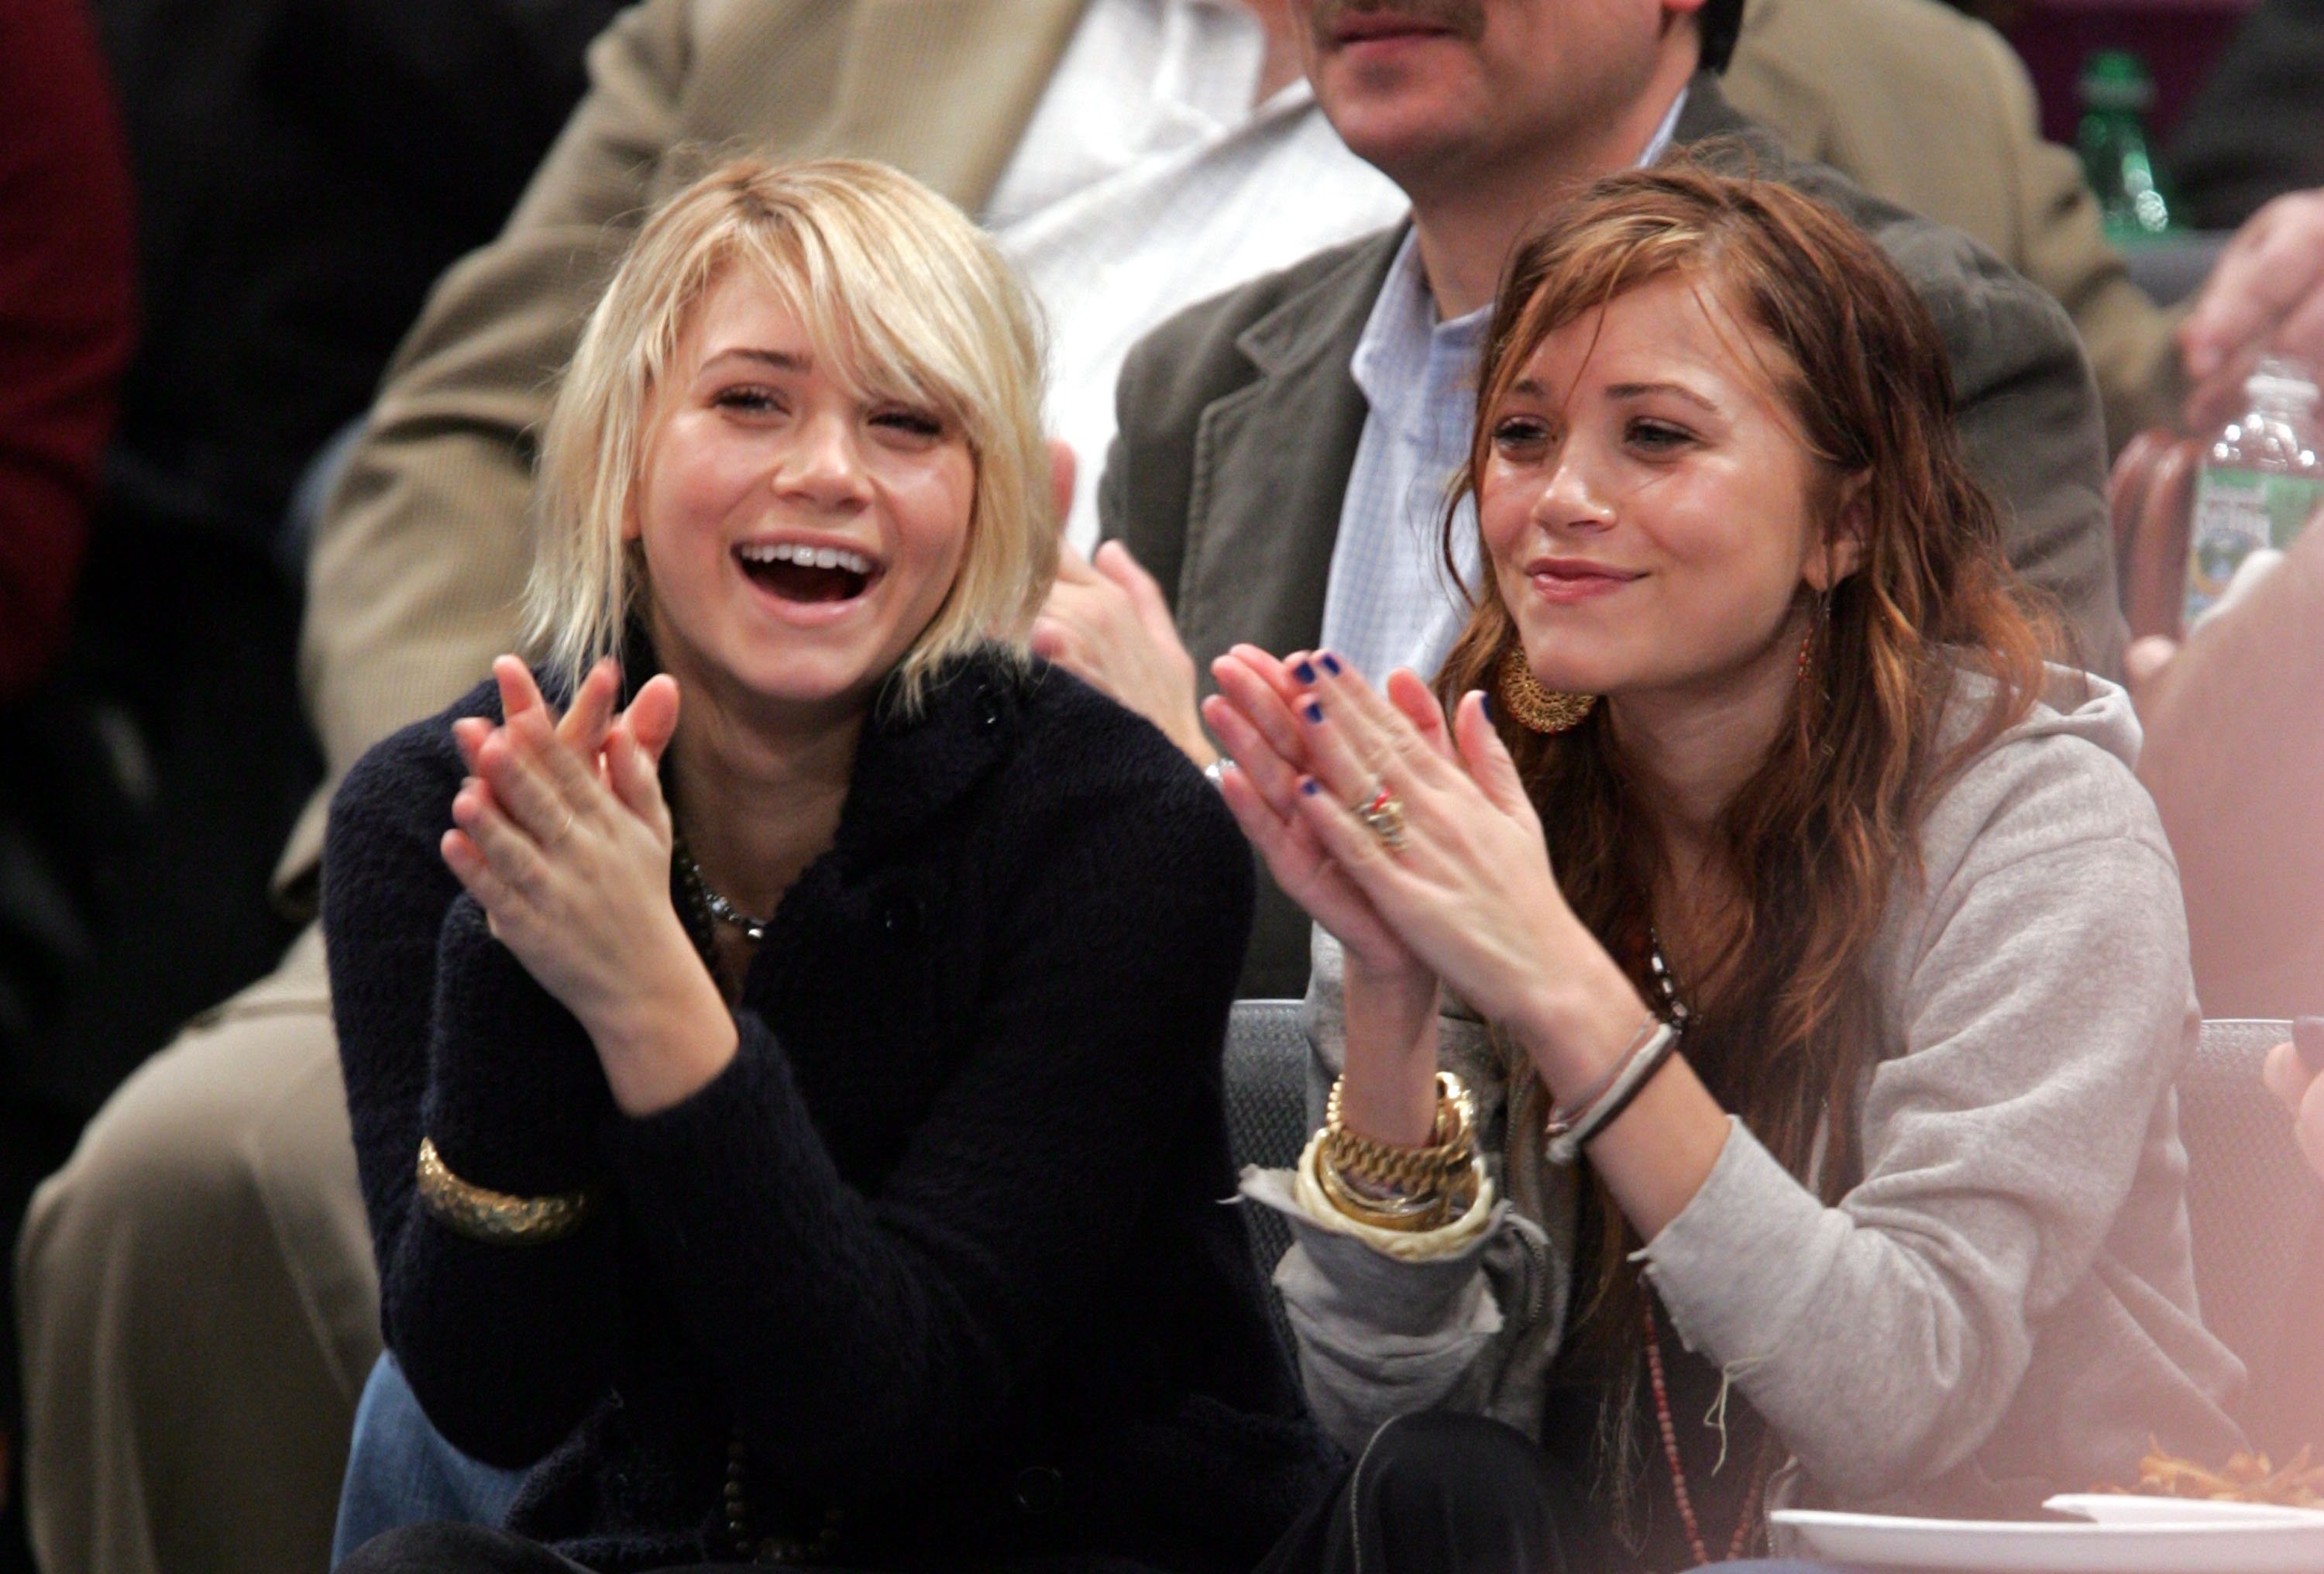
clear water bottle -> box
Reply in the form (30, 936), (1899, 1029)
(2184, 356), (2324, 629)
(2078, 50), (2175, 243)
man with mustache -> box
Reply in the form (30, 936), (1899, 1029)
(1037, 0), (2123, 998)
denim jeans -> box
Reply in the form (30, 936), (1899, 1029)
(331, 1355), (528, 1567)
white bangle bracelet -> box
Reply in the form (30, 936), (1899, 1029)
(1545, 1021), (1683, 1166)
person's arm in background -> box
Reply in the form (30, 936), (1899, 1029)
(286, 0), (699, 890)
(0, 0), (135, 703)
(2177, 189), (2324, 431)
(2132, 515), (2324, 1017)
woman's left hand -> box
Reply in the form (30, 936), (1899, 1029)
(441, 658), (729, 1109)
(1284, 655), (1648, 1084)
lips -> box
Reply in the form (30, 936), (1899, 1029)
(734, 539), (882, 605)
(1525, 558), (1641, 604)
(1313, 0), (1483, 48)
(1337, 15), (1452, 42)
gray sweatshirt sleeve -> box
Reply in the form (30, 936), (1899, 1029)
(1642, 769), (2202, 1499)
(1250, 933), (1568, 1455)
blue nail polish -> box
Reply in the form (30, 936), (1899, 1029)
(1481, 692), (1497, 725)
(1302, 699), (1323, 723)
(1320, 652), (1342, 675)
(1300, 778), (1320, 796)
(1292, 659), (1316, 684)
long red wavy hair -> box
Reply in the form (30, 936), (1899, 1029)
(1433, 161), (2061, 1489)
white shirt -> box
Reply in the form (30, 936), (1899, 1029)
(984, 0), (1408, 550)
(1316, 90), (1690, 684)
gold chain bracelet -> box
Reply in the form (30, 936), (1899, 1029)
(1314, 1072), (1480, 1232)
(1322, 1071), (1476, 1194)
(416, 1136), (600, 1246)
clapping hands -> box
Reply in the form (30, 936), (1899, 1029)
(441, 658), (734, 1113)
(1202, 647), (1643, 1075)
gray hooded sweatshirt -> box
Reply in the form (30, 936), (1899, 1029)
(1243, 668), (2247, 1522)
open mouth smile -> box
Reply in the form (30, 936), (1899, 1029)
(734, 540), (882, 605)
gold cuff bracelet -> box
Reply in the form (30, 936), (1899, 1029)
(415, 1136), (599, 1246)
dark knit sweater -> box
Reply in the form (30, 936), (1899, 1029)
(325, 648), (1337, 1572)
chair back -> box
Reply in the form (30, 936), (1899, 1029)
(2178, 1018), (2324, 1455)
(1222, 998), (1311, 1362)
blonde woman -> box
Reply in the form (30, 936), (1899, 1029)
(325, 159), (1332, 1573)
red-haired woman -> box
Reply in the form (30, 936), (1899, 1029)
(1213, 165), (2244, 1574)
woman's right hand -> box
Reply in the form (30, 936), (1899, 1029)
(1205, 648), (1450, 1144)
(442, 658), (740, 1115)
(1203, 645), (1430, 987)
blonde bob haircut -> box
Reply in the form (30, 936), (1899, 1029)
(524, 156), (1054, 710)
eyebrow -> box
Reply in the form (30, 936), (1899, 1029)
(1504, 375), (1721, 415)
(701, 347), (811, 374)
(1604, 380), (1721, 413)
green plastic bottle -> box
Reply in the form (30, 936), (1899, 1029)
(2078, 50), (2176, 243)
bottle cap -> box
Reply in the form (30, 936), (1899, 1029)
(2080, 50), (2154, 112)
(2247, 355), (2322, 412)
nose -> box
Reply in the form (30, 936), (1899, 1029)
(772, 411), (874, 511)
(1531, 438), (1615, 535)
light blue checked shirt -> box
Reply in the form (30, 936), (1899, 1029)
(1315, 91), (1687, 684)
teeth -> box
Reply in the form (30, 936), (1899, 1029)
(737, 542), (874, 576)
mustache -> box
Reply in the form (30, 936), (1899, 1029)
(1306, 0), (1488, 46)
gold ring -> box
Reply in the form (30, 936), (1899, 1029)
(1356, 785), (1407, 851)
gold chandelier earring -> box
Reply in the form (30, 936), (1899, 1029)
(1796, 586), (1833, 686)
(1495, 641), (1596, 735)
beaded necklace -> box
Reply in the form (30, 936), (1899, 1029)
(1642, 1297), (1768, 1569)
(1637, 930), (1763, 1570)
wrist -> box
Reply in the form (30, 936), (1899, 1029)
(585, 921), (738, 1115)
(1178, 719), (1219, 771)
(1510, 953), (1655, 1101)
(1342, 946), (1436, 1001)
(1337, 968), (1439, 1147)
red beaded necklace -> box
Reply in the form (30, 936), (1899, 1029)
(1642, 1297), (1766, 1570)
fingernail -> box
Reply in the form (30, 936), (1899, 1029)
(1301, 699), (1323, 723)
(1320, 652), (1342, 675)
(1481, 691), (1497, 725)
(1299, 777), (1320, 796)
(1292, 659), (1316, 684)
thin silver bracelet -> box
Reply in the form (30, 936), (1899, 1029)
(1545, 1021), (1683, 1166)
